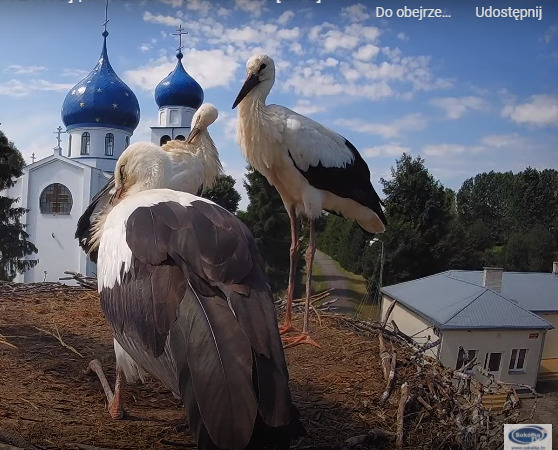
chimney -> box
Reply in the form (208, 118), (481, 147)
(483, 267), (503, 293)
(553, 262), (558, 276)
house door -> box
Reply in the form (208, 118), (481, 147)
(484, 352), (502, 376)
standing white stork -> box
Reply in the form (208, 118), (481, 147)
(232, 54), (387, 348)
(76, 103), (223, 262)
(88, 142), (305, 449)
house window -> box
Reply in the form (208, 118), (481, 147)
(39, 183), (72, 215)
(81, 132), (90, 155)
(484, 352), (502, 372)
(160, 135), (171, 146)
(68, 135), (72, 157)
(105, 133), (114, 156)
(125, 136), (130, 148)
(456, 348), (477, 371)
(509, 349), (527, 372)
(176, 135), (185, 141)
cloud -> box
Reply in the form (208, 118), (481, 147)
(0, 79), (73, 97)
(277, 10), (295, 25)
(124, 49), (239, 92)
(363, 143), (411, 157)
(341, 4), (370, 22)
(5, 65), (47, 74)
(290, 99), (325, 116)
(423, 143), (481, 156)
(234, 0), (265, 17)
(143, 11), (181, 27)
(542, 25), (558, 44)
(430, 96), (486, 119)
(60, 68), (89, 78)
(424, 132), (530, 157)
(480, 133), (522, 148)
(502, 95), (558, 127)
(335, 113), (428, 139)
(139, 44), (151, 52)
(354, 44), (380, 61)
(396, 32), (409, 42)
(159, 0), (183, 7)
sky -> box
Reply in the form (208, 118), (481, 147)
(0, 0), (557, 210)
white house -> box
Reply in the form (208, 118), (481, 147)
(1, 24), (204, 283)
(380, 267), (556, 388)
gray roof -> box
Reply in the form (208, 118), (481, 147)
(447, 270), (558, 312)
(381, 272), (554, 331)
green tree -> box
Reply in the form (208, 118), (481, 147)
(237, 167), (292, 291)
(380, 153), (454, 284)
(456, 171), (514, 244)
(201, 174), (241, 214)
(0, 130), (38, 281)
(505, 224), (557, 272)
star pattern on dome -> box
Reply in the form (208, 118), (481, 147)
(61, 32), (140, 132)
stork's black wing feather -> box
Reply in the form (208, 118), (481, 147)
(99, 198), (301, 450)
(289, 138), (387, 229)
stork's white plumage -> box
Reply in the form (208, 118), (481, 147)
(87, 143), (304, 449)
(76, 103), (223, 262)
(233, 54), (387, 347)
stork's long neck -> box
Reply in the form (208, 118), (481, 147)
(237, 91), (279, 173)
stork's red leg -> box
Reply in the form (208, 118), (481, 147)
(280, 207), (299, 335)
(282, 219), (320, 349)
(86, 359), (125, 419)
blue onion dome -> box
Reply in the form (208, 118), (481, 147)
(154, 52), (204, 109)
(61, 31), (140, 132)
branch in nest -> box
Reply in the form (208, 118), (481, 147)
(33, 326), (84, 358)
(396, 382), (409, 449)
(61, 271), (98, 290)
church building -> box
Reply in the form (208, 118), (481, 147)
(2, 21), (203, 283)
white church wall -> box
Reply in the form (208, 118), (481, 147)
(24, 159), (87, 283)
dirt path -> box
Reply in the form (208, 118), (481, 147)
(313, 249), (361, 316)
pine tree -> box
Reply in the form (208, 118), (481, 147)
(0, 130), (38, 281)
(380, 153), (454, 284)
(237, 167), (292, 291)
(201, 174), (241, 214)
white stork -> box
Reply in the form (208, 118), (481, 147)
(88, 142), (305, 449)
(76, 103), (223, 262)
(232, 54), (387, 348)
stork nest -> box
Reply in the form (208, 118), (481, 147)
(0, 283), (536, 450)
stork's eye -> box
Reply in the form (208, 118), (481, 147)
(259, 63), (267, 71)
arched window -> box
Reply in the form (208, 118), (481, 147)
(160, 135), (171, 146)
(68, 135), (72, 157)
(125, 136), (130, 148)
(81, 132), (90, 155)
(39, 183), (73, 215)
(105, 133), (114, 156)
(176, 135), (185, 141)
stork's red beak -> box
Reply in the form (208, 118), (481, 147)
(232, 73), (260, 109)
(186, 127), (200, 144)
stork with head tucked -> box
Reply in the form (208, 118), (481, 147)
(232, 54), (387, 348)
(88, 142), (305, 449)
(76, 103), (223, 262)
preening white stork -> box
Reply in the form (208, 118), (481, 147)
(88, 142), (305, 449)
(76, 103), (223, 262)
(232, 54), (387, 348)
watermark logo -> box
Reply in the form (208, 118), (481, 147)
(504, 424), (552, 449)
